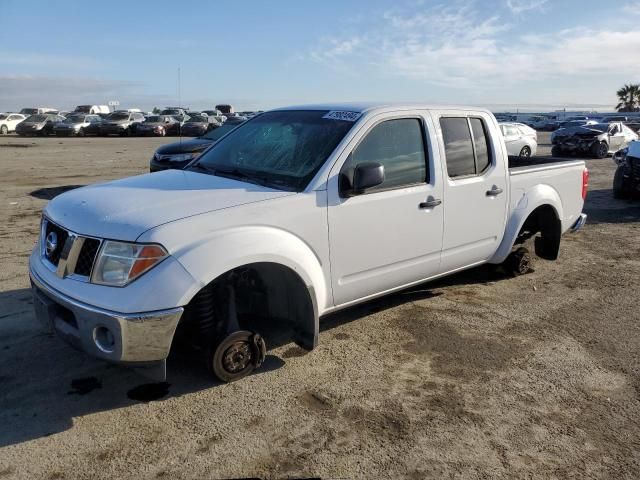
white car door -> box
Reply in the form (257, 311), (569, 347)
(7, 115), (23, 131)
(502, 124), (526, 156)
(434, 112), (508, 272)
(327, 112), (444, 306)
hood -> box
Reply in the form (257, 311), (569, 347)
(155, 137), (213, 154)
(44, 169), (296, 241)
(555, 126), (606, 138)
(56, 122), (82, 128)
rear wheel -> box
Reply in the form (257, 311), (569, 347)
(504, 247), (532, 276)
(551, 145), (564, 157)
(0, 125), (7, 135)
(207, 330), (266, 383)
(592, 141), (608, 159)
(613, 166), (627, 199)
(519, 146), (531, 158)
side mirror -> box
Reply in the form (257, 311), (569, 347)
(341, 161), (385, 197)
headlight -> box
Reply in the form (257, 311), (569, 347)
(166, 152), (201, 162)
(91, 241), (168, 287)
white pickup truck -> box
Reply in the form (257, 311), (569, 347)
(29, 103), (588, 382)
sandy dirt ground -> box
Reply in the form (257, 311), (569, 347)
(0, 133), (639, 479)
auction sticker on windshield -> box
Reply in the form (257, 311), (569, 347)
(323, 111), (362, 122)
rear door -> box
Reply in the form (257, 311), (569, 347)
(327, 112), (443, 306)
(433, 112), (508, 272)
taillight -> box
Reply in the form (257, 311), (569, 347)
(582, 168), (589, 200)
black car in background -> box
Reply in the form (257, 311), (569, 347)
(180, 114), (221, 137)
(53, 114), (102, 136)
(15, 114), (65, 136)
(136, 115), (181, 136)
(149, 118), (246, 172)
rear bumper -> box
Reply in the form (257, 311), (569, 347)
(30, 266), (183, 364)
(570, 213), (587, 233)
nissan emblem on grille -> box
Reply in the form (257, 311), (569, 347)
(45, 231), (58, 258)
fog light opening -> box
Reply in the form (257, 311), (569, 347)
(93, 326), (116, 353)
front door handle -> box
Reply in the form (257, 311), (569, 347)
(486, 186), (504, 197)
(419, 199), (442, 209)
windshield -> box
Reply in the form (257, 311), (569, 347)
(21, 109), (38, 115)
(107, 113), (129, 121)
(26, 115), (47, 122)
(0, 114), (7, 120)
(186, 115), (206, 123)
(161, 109), (181, 115)
(64, 115), (85, 123)
(144, 116), (160, 123)
(75, 106), (92, 113)
(191, 110), (357, 191)
(585, 123), (608, 132)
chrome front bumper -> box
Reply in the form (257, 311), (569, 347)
(30, 267), (183, 365)
(570, 213), (588, 233)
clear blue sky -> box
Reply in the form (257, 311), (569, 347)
(1, 0), (639, 112)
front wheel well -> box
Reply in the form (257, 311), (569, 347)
(514, 205), (561, 260)
(175, 262), (317, 354)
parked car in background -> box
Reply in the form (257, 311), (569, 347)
(15, 113), (65, 136)
(215, 104), (233, 114)
(624, 120), (640, 133)
(601, 115), (628, 123)
(612, 141), (640, 199)
(74, 105), (110, 115)
(53, 114), (102, 136)
(500, 122), (538, 158)
(552, 122), (639, 158)
(19, 107), (57, 116)
(202, 109), (222, 117)
(149, 117), (246, 172)
(180, 114), (220, 137)
(160, 107), (188, 121)
(136, 115), (180, 137)
(99, 111), (145, 136)
(0, 113), (26, 134)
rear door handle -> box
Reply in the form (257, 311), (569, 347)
(419, 199), (442, 209)
(486, 187), (504, 197)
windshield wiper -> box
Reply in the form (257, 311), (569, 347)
(213, 167), (290, 190)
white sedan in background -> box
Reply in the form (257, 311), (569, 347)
(0, 113), (26, 134)
(500, 122), (538, 158)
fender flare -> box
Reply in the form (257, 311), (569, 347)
(173, 226), (327, 348)
(490, 184), (563, 264)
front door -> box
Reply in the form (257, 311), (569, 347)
(327, 114), (443, 306)
(435, 113), (508, 272)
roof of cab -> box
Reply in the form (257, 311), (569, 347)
(271, 102), (491, 115)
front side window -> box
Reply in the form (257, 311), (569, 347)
(341, 118), (427, 193)
(193, 110), (356, 191)
(441, 117), (492, 178)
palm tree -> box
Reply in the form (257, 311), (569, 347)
(616, 84), (640, 112)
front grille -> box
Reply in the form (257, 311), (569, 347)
(74, 238), (101, 277)
(44, 221), (69, 265)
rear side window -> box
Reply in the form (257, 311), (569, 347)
(469, 118), (491, 173)
(343, 118), (427, 193)
(440, 118), (475, 177)
(441, 117), (492, 178)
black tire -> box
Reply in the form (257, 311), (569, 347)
(551, 145), (564, 157)
(504, 247), (532, 276)
(519, 146), (531, 158)
(0, 125), (7, 135)
(591, 141), (608, 159)
(77, 127), (86, 137)
(207, 330), (266, 383)
(613, 166), (627, 199)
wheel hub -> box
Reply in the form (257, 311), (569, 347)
(222, 342), (252, 373)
